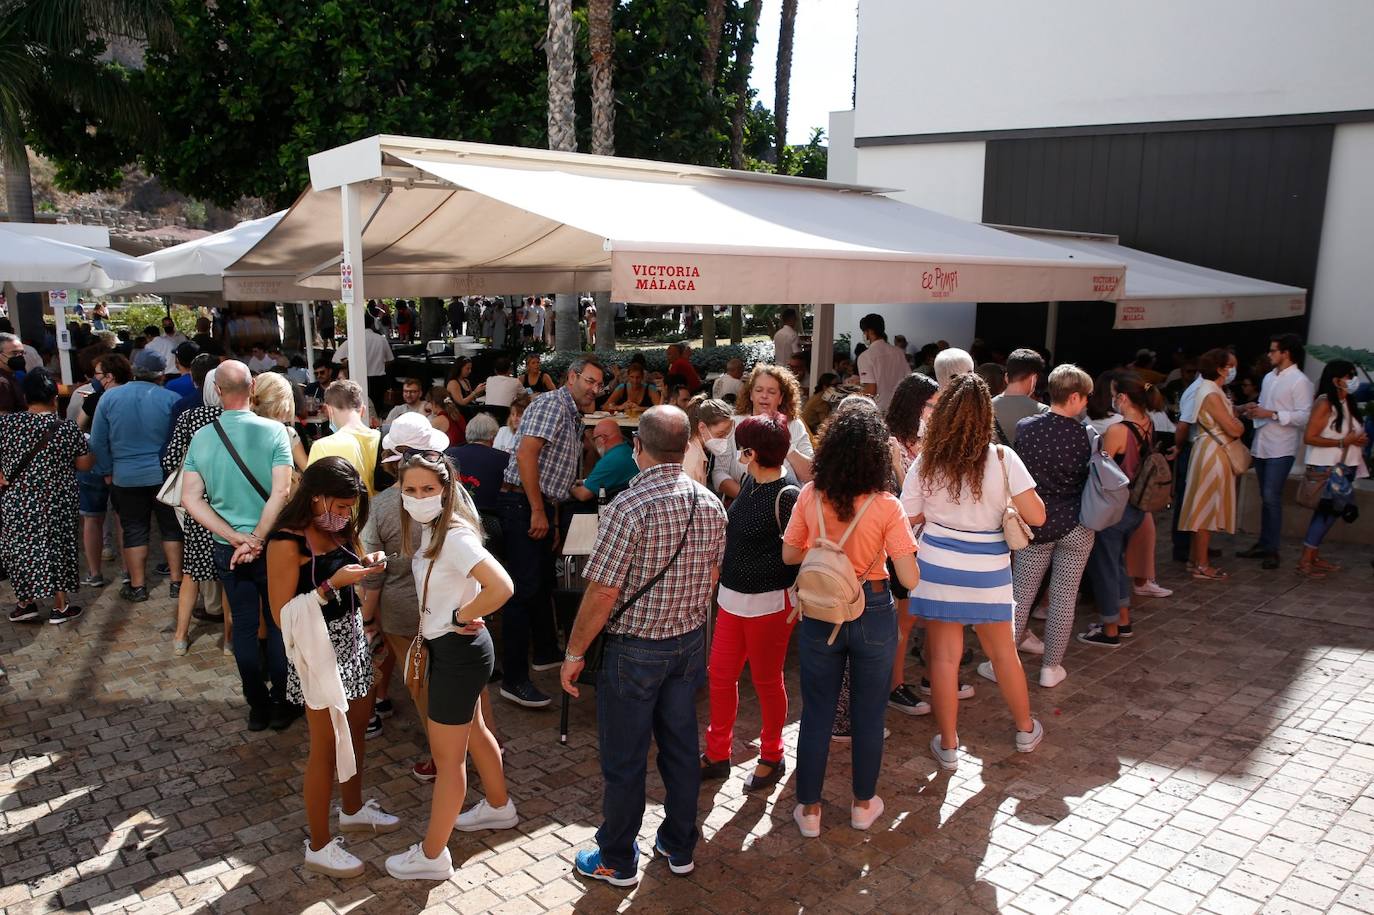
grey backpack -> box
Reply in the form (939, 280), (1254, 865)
(1080, 425), (1130, 531)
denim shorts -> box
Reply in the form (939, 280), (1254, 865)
(78, 471), (110, 517)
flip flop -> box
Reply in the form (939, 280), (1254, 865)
(1191, 566), (1229, 581)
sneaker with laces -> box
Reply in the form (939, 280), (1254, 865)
(303, 837), (364, 878)
(1039, 665), (1067, 688)
(1077, 624), (1121, 648)
(155, 562), (172, 577)
(1018, 631), (1045, 655)
(1132, 580), (1172, 598)
(169, 581), (181, 600)
(412, 759), (437, 782)
(851, 795), (884, 831)
(8, 603), (40, 623)
(374, 698), (394, 719)
(793, 804), (821, 838)
(1016, 718), (1044, 753)
(456, 798), (519, 832)
(385, 842), (453, 880)
(920, 678), (975, 699)
(79, 574), (108, 589)
(1118, 624), (1134, 638)
(338, 798), (400, 834)
(930, 734), (959, 771)
(118, 584), (149, 603)
(530, 652), (564, 672)
(49, 604), (83, 625)
(888, 684), (931, 716)
(976, 660), (997, 684)
(574, 848), (639, 887)
(364, 713), (383, 740)
(500, 680), (552, 708)
(652, 837), (694, 875)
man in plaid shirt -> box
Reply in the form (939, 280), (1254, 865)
(497, 354), (606, 709)
(561, 406), (727, 887)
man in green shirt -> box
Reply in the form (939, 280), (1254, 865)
(182, 360), (296, 731)
(571, 419), (639, 501)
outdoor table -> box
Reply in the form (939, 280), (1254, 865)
(582, 411), (641, 429)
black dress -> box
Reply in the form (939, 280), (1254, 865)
(0, 413), (87, 600)
(161, 405), (223, 582)
(269, 530), (373, 703)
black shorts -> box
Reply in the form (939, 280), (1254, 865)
(425, 628), (495, 725)
(110, 484), (184, 548)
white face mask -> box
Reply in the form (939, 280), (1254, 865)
(402, 493), (445, 524)
(703, 436), (730, 457)
(1224, 366), (1237, 385)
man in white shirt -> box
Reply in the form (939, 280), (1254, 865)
(711, 358), (745, 403)
(143, 316), (188, 367)
(384, 378), (426, 424)
(772, 308), (799, 367)
(855, 313), (910, 411)
(1237, 334), (1313, 568)
(333, 318), (396, 420)
(246, 344), (277, 375)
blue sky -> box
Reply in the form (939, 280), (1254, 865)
(749, 0), (859, 146)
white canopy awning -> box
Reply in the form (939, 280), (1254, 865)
(109, 211), (285, 298)
(0, 226), (154, 292)
(223, 135), (1127, 305)
(996, 227), (1308, 330)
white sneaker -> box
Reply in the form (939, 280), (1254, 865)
(1031, 604), (1048, 620)
(303, 837), (364, 878)
(1132, 579), (1173, 598)
(976, 660), (997, 684)
(793, 804), (820, 838)
(851, 795), (884, 831)
(456, 798), (519, 832)
(1039, 665), (1067, 688)
(338, 798), (400, 834)
(385, 842), (454, 881)
(1018, 631), (1045, 655)
(1016, 718), (1044, 753)
(930, 734), (959, 771)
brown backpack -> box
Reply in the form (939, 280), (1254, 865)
(788, 493), (881, 644)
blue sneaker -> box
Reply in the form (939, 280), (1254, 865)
(574, 848), (639, 887)
(652, 838), (694, 875)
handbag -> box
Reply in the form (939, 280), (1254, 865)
(1297, 445), (1354, 510)
(997, 446), (1033, 550)
(1080, 426), (1131, 531)
(403, 560), (437, 702)
(1200, 419), (1252, 476)
(578, 490), (699, 685)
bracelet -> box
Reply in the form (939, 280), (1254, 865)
(564, 650), (584, 663)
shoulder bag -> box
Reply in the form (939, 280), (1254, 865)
(212, 419), (271, 501)
(1297, 443), (1354, 510)
(1200, 420), (1252, 476)
(403, 559), (437, 702)
(997, 446), (1033, 550)
(1080, 425), (1131, 531)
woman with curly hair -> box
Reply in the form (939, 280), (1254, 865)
(782, 398), (918, 838)
(900, 373), (1046, 771)
(712, 364), (814, 498)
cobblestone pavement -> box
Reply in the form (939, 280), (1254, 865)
(3, 534), (1374, 914)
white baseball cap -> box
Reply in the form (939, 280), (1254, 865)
(381, 411), (449, 461)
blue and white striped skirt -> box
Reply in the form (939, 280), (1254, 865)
(910, 522), (1013, 625)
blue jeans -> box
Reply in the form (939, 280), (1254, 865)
(796, 581), (896, 806)
(214, 543), (287, 710)
(596, 626), (706, 871)
(1253, 455), (1295, 553)
(497, 492), (561, 686)
(1086, 504), (1145, 625)
(1303, 465), (1357, 549)
(1170, 441), (1192, 558)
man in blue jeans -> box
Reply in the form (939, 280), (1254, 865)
(560, 407), (727, 887)
(1237, 334), (1313, 569)
(181, 361), (296, 731)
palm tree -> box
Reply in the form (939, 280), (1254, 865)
(588, 0), (614, 157)
(729, 0), (763, 170)
(0, 0), (170, 223)
(774, 0), (798, 166)
(544, 0), (580, 351)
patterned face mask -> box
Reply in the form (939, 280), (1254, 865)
(313, 507), (350, 533)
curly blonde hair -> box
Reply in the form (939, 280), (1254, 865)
(735, 364), (803, 420)
(918, 372), (994, 504)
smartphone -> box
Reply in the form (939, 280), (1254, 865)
(364, 552), (398, 568)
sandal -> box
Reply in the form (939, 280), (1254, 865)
(744, 757), (787, 793)
(1311, 557), (1342, 572)
(1191, 566), (1229, 581)
(699, 754), (730, 781)
(1295, 562), (1327, 579)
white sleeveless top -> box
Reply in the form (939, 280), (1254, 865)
(1305, 396), (1366, 474)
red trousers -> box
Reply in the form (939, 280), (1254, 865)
(705, 601), (795, 762)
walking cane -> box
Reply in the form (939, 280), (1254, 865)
(559, 692), (570, 745)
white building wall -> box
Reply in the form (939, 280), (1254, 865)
(854, 0), (1374, 140)
(827, 109), (857, 184)
(1308, 123), (1374, 365)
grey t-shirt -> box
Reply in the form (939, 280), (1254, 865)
(992, 393), (1048, 446)
(360, 486), (420, 637)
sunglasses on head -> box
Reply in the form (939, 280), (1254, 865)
(397, 446), (445, 463)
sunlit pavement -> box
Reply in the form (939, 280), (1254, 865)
(3, 534), (1374, 914)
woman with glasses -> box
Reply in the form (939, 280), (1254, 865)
(385, 450), (516, 880)
(1297, 360), (1368, 577)
(266, 457), (399, 878)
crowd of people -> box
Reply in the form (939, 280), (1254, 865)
(0, 305), (1368, 885)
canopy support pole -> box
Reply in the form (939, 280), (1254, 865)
(341, 183), (370, 422)
(1045, 301), (1059, 358)
(810, 303), (835, 387)
(302, 301), (316, 378)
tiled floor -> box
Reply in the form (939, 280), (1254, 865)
(3, 533), (1374, 914)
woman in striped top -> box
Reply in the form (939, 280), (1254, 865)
(900, 373), (1047, 771)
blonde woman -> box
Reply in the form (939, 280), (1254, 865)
(252, 371), (309, 472)
(712, 364), (814, 498)
(385, 450), (516, 880)
(683, 396), (733, 486)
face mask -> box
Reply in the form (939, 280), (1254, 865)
(6, 355), (24, 372)
(704, 436), (730, 457)
(402, 493), (446, 524)
(313, 507), (350, 533)
(327, 420), (339, 434)
(1224, 367), (1237, 385)
(90, 377), (104, 394)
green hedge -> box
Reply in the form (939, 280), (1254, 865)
(541, 342), (775, 378)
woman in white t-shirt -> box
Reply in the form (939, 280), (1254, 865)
(384, 451), (516, 881)
(900, 373), (1047, 771)
(712, 364), (814, 498)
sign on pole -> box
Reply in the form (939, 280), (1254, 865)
(340, 263), (355, 304)
(48, 288), (75, 385)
